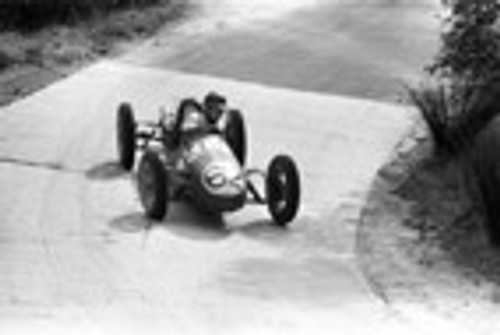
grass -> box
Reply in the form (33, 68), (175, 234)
(0, 0), (189, 106)
(407, 80), (454, 154)
(0, 0), (187, 69)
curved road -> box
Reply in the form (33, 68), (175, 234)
(125, 0), (441, 101)
(0, 1), (461, 334)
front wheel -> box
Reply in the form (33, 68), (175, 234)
(116, 103), (136, 170)
(137, 151), (169, 220)
(266, 155), (301, 226)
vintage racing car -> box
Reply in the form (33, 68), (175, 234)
(116, 93), (301, 226)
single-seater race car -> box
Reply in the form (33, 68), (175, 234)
(116, 92), (301, 226)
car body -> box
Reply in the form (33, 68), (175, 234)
(116, 94), (301, 226)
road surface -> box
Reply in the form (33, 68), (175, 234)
(124, 0), (441, 101)
(0, 1), (461, 334)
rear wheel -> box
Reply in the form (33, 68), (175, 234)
(116, 103), (136, 170)
(137, 151), (169, 220)
(266, 155), (300, 226)
(223, 109), (247, 166)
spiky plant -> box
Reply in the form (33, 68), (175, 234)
(408, 76), (500, 157)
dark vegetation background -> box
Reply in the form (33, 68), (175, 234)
(0, 0), (168, 30)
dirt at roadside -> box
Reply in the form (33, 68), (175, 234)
(357, 120), (500, 332)
(0, 0), (192, 108)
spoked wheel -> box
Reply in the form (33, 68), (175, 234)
(266, 155), (301, 226)
(137, 151), (169, 220)
(116, 103), (136, 170)
(223, 109), (247, 166)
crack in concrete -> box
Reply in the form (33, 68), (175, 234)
(0, 156), (66, 172)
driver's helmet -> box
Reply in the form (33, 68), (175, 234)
(203, 92), (227, 124)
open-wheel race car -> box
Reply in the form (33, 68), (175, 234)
(116, 92), (301, 226)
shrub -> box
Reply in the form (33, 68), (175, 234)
(430, 0), (500, 82)
(409, 78), (495, 155)
(412, 0), (500, 156)
(411, 1), (500, 246)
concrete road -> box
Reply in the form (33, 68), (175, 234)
(124, 0), (441, 101)
(0, 1), (461, 334)
(0, 63), (467, 335)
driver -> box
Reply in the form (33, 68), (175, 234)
(203, 91), (227, 125)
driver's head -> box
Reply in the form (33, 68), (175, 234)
(204, 92), (227, 123)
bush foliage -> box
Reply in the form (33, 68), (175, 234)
(411, 0), (500, 157)
(410, 0), (500, 246)
(431, 0), (500, 82)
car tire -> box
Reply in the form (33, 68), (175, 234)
(266, 155), (300, 227)
(117, 103), (136, 170)
(137, 151), (169, 220)
(223, 109), (247, 166)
